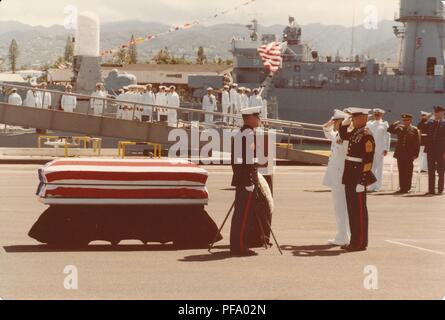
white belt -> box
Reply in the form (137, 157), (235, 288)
(346, 156), (363, 163)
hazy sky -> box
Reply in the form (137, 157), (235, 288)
(0, 0), (399, 27)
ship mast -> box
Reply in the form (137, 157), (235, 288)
(350, 4), (356, 61)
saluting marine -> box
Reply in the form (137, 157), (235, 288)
(230, 106), (263, 257)
(339, 108), (376, 252)
(388, 114), (421, 194)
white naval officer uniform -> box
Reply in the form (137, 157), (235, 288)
(221, 89), (231, 123)
(323, 114), (351, 245)
(166, 91), (180, 127)
(61, 94), (77, 113)
(90, 90), (107, 115)
(367, 119), (391, 191)
(202, 93), (217, 124)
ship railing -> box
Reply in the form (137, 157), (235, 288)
(0, 83), (329, 146)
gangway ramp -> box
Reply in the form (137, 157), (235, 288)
(0, 84), (330, 165)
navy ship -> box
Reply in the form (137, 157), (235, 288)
(231, 0), (445, 124)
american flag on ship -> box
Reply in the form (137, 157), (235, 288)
(257, 41), (287, 73)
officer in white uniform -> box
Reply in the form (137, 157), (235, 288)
(36, 82), (52, 109)
(366, 108), (391, 192)
(24, 87), (37, 108)
(8, 88), (22, 106)
(249, 88), (263, 107)
(229, 84), (239, 125)
(61, 85), (77, 113)
(240, 88), (250, 110)
(155, 86), (168, 121)
(90, 83), (107, 116)
(115, 88), (125, 119)
(166, 86), (180, 127)
(202, 87), (217, 125)
(323, 109), (351, 246)
(221, 85), (231, 124)
(418, 111), (431, 172)
(121, 87), (134, 121)
(141, 84), (155, 122)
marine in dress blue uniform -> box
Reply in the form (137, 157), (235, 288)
(230, 106), (262, 256)
(339, 108), (377, 252)
(418, 106), (445, 195)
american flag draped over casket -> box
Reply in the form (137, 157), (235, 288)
(37, 158), (209, 205)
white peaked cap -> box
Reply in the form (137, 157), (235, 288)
(373, 108), (386, 114)
(241, 106), (262, 115)
(332, 109), (348, 120)
(420, 111), (431, 116)
(348, 107), (371, 116)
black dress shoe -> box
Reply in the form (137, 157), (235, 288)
(425, 192), (436, 196)
(231, 250), (258, 257)
(341, 245), (367, 252)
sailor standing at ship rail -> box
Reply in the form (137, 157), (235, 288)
(90, 83), (107, 116)
(230, 106), (263, 257)
(339, 107), (376, 252)
(155, 86), (168, 121)
(166, 86), (179, 127)
(322, 109), (350, 246)
(366, 108), (391, 192)
(36, 82), (52, 109)
(239, 87), (249, 110)
(24, 86), (37, 108)
(141, 84), (155, 122)
(202, 87), (217, 125)
(61, 85), (77, 113)
(7, 88), (22, 106)
(221, 85), (231, 124)
(249, 88), (263, 108)
(229, 84), (239, 125)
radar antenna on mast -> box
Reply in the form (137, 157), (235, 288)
(246, 19), (259, 41)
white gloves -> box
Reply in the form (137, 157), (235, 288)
(245, 185), (255, 193)
(356, 185), (365, 193)
(342, 117), (352, 126)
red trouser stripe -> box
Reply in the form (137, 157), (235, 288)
(358, 192), (364, 247)
(239, 191), (253, 252)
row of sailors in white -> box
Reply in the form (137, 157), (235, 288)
(8, 83), (52, 109)
(203, 84), (268, 124)
(115, 84), (179, 127)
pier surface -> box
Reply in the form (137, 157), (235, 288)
(0, 164), (444, 300)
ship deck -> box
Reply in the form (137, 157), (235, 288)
(0, 162), (444, 300)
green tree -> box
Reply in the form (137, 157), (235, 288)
(196, 46), (206, 64)
(128, 34), (138, 64)
(9, 39), (19, 73)
(154, 48), (171, 64)
(114, 48), (129, 65)
(64, 36), (75, 62)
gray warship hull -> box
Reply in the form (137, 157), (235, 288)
(271, 88), (445, 124)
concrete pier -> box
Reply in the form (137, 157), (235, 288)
(0, 164), (443, 300)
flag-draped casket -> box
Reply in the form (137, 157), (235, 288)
(29, 158), (221, 248)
